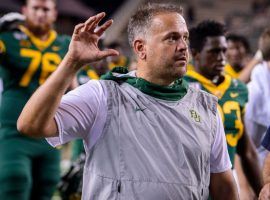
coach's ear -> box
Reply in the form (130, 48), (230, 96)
(133, 39), (146, 60)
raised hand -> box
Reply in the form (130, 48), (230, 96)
(67, 12), (119, 70)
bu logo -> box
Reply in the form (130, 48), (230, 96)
(190, 109), (201, 122)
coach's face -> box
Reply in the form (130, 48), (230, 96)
(195, 36), (227, 80)
(144, 12), (189, 83)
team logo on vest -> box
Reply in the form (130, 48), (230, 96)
(189, 109), (201, 122)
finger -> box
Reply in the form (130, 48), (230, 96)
(81, 16), (96, 32)
(84, 12), (105, 32)
(97, 49), (119, 60)
(88, 12), (106, 32)
(73, 23), (85, 35)
(95, 19), (113, 37)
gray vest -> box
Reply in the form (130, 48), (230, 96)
(82, 80), (218, 200)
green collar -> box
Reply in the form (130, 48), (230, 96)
(101, 67), (188, 101)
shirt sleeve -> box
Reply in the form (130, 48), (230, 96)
(46, 80), (107, 149)
(210, 110), (232, 173)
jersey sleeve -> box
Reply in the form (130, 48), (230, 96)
(237, 80), (248, 115)
(210, 110), (232, 173)
(46, 80), (107, 151)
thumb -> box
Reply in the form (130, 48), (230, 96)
(98, 49), (119, 59)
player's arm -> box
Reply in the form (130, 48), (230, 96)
(259, 128), (270, 199)
(259, 153), (270, 200)
(238, 50), (262, 83)
(237, 117), (263, 196)
(209, 111), (239, 199)
(210, 170), (239, 200)
(17, 12), (118, 138)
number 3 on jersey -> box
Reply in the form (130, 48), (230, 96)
(217, 101), (244, 147)
(19, 48), (61, 87)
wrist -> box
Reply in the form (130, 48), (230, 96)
(62, 52), (83, 73)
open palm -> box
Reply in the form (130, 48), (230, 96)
(68, 12), (119, 69)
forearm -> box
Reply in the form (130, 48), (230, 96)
(17, 54), (79, 137)
(263, 154), (270, 184)
(241, 147), (263, 196)
(259, 154), (270, 200)
(211, 184), (239, 200)
(238, 58), (260, 83)
(260, 154), (270, 199)
(210, 171), (239, 200)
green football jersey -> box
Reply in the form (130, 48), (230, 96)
(0, 25), (70, 128)
(77, 66), (100, 85)
(184, 70), (248, 167)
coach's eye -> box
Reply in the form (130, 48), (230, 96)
(167, 36), (177, 43)
(183, 36), (189, 42)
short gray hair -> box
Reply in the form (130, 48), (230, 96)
(127, 3), (183, 47)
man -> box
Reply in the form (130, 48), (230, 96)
(185, 20), (262, 197)
(245, 28), (270, 167)
(186, 33), (260, 84)
(225, 33), (262, 83)
(0, 12), (25, 106)
(18, 4), (238, 199)
(0, 12), (25, 32)
(225, 34), (251, 79)
(226, 33), (262, 198)
(106, 41), (129, 70)
(247, 29), (270, 200)
(0, 0), (71, 199)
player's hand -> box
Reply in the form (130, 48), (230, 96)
(67, 12), (119, 70)
(259, 183), (270, 200)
